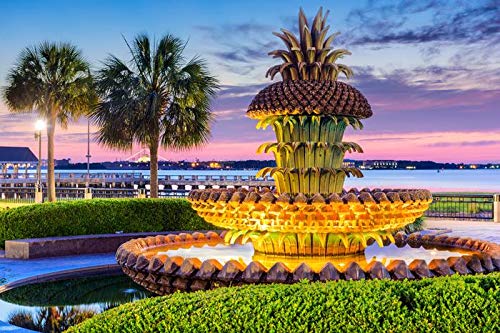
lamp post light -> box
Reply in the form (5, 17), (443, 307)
(86, 118), (91, 185)
(84, 117), (93, 199)
(34, 119), (45, 203)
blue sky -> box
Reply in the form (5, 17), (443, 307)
(0, 0), (499, 162)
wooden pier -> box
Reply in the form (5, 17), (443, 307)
(0, 172), (274, 199)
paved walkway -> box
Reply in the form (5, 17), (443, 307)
(424, 219), (500, 243)
(0, 253), (116, 285)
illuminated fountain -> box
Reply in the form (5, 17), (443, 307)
(116, 8), (499, 294)
(188, 8), (431, 257)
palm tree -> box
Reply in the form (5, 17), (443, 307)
(3, 42), (94, 202)
(8, 306), (96, 332)
(92, 34), (218, 198)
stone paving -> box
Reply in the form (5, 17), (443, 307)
(0, 253), (116, 285)
(425, 219), (500, 243)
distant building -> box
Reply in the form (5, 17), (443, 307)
(55, 158), (71, 167)
(342, 160), (356, 168)
(0, 146), (38, 174)
(363, 160), (398, 169)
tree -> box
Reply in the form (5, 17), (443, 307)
(3, 42), (94, 202)
(92, 34), (218, 198)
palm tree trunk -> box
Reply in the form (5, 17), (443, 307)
(149, 140), (159, 198)
(47, 115), (57, 202)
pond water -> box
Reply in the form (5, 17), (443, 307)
(0, 274), (153, 324)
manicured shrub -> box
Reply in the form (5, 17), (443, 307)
(0, 199), (212, 248)
(68, 273), (499, 333)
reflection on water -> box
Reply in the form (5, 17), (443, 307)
(158, 241), (476, 272)
(0, 275), (153, 323)
(7, 306), (97, 333)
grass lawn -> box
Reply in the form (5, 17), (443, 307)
(0, 201), (32, 211)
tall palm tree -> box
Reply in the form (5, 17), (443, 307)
(3, 42), (94, 202)
(92, 34), (219, 198)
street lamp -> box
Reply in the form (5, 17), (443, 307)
(86, 117), (91, 186)
(84, 117), (93, 199)
(34, 119), (45, 203)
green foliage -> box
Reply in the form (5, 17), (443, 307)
(428, 201), (491, 214)
(266, 8), (353, 81)
(92, 34), (219, 198)
(402, 216), (425, 234)
(0, 199), (212, 248)
(69, 273), (500, 333)
(3, 42), (95, 202)
(3, 42), (94, 124)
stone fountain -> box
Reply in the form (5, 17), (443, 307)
(116, 8), (499, 295)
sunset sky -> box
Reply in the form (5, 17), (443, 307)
(0, 0), (499, 163)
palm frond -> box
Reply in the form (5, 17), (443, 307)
(92, 33), (219, 153)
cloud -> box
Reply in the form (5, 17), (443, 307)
(195, 23), (279, 78)
(344, 0), (499, 46)
(427, 140), (500, 147)
(359, 137), (419, 142)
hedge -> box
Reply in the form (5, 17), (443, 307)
(0, 199), (212, 248)
(68, 273), (499, 333)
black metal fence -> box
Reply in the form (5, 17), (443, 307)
(425, 193), (494, 220)
(0, 186), (189, 201)
(1, 187), (497, 221)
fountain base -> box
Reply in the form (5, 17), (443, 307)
(116, 230), (500, 295)
(226, 230), (378, 256)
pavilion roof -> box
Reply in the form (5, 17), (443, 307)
(0, 146), (38, 163)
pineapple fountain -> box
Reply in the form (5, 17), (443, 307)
(188, 8), (431, 257)
(116, 9), (499, 294)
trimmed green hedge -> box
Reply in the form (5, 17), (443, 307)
(0, 199), (212, 248)
(69, 273), (499, 333)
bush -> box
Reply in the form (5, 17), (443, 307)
(0, 199), (212, 248)
(68, 273), (499, 333)
(402, 216), (425, 234)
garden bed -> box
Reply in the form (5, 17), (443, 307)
(68, 273), (499, 332)
(0, 199), (212, 248)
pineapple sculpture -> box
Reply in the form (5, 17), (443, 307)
(188, 8), (432, 258)
(251, 7), (370, 195)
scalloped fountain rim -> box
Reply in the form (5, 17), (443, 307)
(116, 231), (500, 295)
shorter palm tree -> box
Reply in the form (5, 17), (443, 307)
(92, 34), (219, 198)
(3, 42), (94, 201)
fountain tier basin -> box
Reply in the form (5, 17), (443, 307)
(188, 188), (432, 256)
(116, 231), (500, 295)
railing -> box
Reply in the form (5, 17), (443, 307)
(425, 193), (495, 220)
(0, 172), (274, 185)
(0, 187), (190, 200)
(1, 187), (498, 221)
